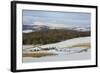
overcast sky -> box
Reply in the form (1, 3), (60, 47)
(23, 10), (91, 27)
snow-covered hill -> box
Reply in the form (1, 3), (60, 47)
(23, 37), (91, 63)
(40, 37), (90, 48)
(23, 21), (90, 33)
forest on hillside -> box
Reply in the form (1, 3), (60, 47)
(23, 29), (90, 45)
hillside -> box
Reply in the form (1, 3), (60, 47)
(40, 36), (91, 48)
(23, 37), (91, 62)
(23, 29), (90, 45)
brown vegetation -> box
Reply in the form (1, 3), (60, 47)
(23, 29), (90, 45)
(23, 52), (56, 57)
(66, 43), (91, 48)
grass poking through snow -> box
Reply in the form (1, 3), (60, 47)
(23, 52), (56, 58)
(66, 43), (91, 48)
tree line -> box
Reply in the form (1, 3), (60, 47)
(23, 29), (90, 45)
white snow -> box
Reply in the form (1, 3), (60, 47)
(23, 37), (91, 63)
(23, 30), (33, 33)
(33, 21), (70, 28)
(40, 37), (90, 48)
(33, 21), (90, 31)
(23, 49), (91, 63)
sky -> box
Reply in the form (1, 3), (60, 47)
(22, 10), (91, 27)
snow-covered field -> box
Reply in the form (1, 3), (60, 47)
(22, 37), (91, 63)
(23, 49), (91, 63)
(40, 36), (90, 48)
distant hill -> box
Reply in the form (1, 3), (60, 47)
(23, 24), (91, 33)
